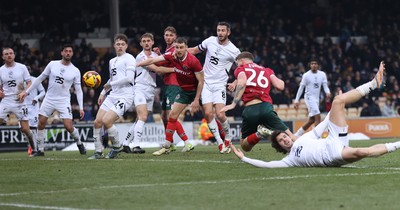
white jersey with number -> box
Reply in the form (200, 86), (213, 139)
(295, 70), (330, 101)
(198, 36), (240, 85)
(108, 52), (136, 98)
(41, 60), (81, 102)
(135, 50), (158, 88)
(0, 62), (31, 103)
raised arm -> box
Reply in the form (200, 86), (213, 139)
(270, 74), (285, 91)
(146, 64), (175, 75)
(136, 55), (165, 67)
(187, 46), (201, 55)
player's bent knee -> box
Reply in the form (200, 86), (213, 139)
(94, 119), (103, 128)
(333, 95), (345, 106)
(215, 112), (226, 121)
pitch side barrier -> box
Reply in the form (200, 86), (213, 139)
(294, 116), (400, 138)
(0, 120), (294, 152)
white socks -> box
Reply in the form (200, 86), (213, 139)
(37, 129), (45, 152)
(356, 80), (377, 96)
(123, 122), (136, 146)
(133, 120), (145, 147)
(93, 128), (104, 153)
(221, 120), (231, 141)
(208, 118), (223, 145)
(70, 127), (82, 144)
(122, 120), (144, 147)
(107, 125), (120, 148)
(164, 140), (172, 148)
(385, 142), (400, 153)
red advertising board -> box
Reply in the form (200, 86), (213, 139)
(294, 117), (400, 138)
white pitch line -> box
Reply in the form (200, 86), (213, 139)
(343, 165), (400, 170)
(0, 202), (103, 210)
(139, 159), (235, 164)
(0, 158), (236, 164)
(1, 171), (399, 197)
(3, 158), (400, 168)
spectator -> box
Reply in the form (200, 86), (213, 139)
(382, 99), (396, 117)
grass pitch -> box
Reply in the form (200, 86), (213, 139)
(1, 139), (400, 210)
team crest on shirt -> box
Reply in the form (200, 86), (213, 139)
(215, 47), (221, 56)
(175, 94), (181, 100)
(60, 69), (65, 75)
(8, 71), (13, 78)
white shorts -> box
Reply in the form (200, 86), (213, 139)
(134, 85), (155, 111)
(100, 95), (134, 117)
(0, 100), (28, 121)
(305, 97), (320, 117)
(324, 120), (349, 166)
(39, 98), (73, 119)
(27, 104), (39, 127)
(201, 83), (227, 104)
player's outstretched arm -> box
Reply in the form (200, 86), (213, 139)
(136, 55), (165, 67)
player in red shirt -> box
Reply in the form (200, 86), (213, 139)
(153, 26), (181, 130)
(221, 51), (296, 152)
(137, 37), (204, 155)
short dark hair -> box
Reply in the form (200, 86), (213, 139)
(164, 26), (177, 35)
(235, 51), (254, 61)
(141, 33), (154, 41)
(114, 33), (129, 44)
(174, 37), (187, 45)
(309, 57), (319, 65)
(61, 44), (73, 51)
(217, 21), (231, 31)
(2, 47), (13, 55)
(270, 130), (289, 154)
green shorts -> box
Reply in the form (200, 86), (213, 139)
(161, 85), (182, 110)
(241, 102), (288, 139)
(175, 90), (196, 105)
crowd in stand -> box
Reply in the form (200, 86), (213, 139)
(1, 0), (400, 123)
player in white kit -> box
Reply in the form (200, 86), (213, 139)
(120, 33), (159, 154)
(19, 44), (86, 156)
(0, 47), (36, 154)
(293, 58), (331, 137)
(231, 62), (400, 168)
(188, 21), (240, 154)
(88, 34), (136, 159)
(24, 69), (45, 154)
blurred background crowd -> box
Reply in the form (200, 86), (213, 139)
(1, 0), (400, 124)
